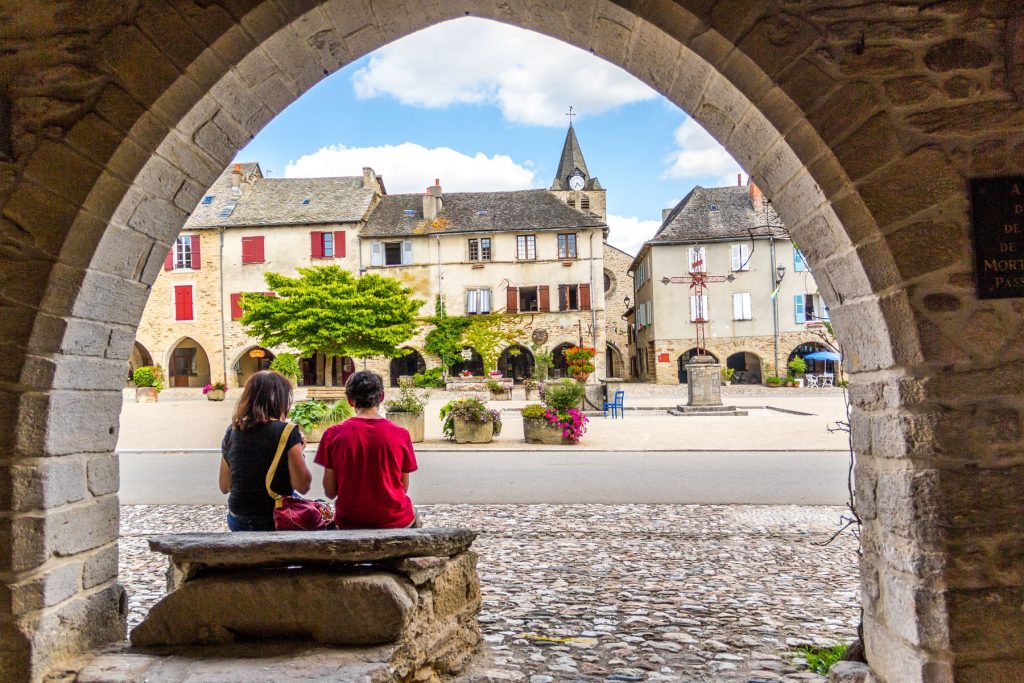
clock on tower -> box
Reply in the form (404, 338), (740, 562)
(568, 171), (585, 191)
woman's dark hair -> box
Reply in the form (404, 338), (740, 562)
(346, 370), (384, 409)
(232, 370), (293, 430)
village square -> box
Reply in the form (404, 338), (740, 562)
(3, 3), (1022, 683)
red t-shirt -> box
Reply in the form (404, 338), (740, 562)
(314, 417), (418, 529)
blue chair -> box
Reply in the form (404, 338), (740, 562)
(603, 390), (625, 419)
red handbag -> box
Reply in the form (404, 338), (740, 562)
(265, 422), (334, 531)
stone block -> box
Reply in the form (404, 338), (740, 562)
(88, 222), (155, 281)
(83, 543), (119, 589)
(95, 25), (183, 108)
(10, 456), (87, 511)
(858, 147), (965, 229)
(8, 560), (83, 614)
(828, 660), (874, 682)
(87, 453), (119, 496)
(131, 571), (416, 647)
(16, 390), (121, 456)
(46, 495), (119, 560)
(863, 613), (950, 683)
(20, 354), (128, 392)
(827, 300), (895, 372)
(21, 139), (102, 209)
(948, 586), (1024, 655)
(736, 12), (818, 80)
(430, 552), (481, 621)
(808, 82), (879, 149)
(666, 49), (713, 114)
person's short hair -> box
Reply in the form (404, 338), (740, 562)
(346, 370), (384, 408)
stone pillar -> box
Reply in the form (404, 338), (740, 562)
(686, 355), (723, 407)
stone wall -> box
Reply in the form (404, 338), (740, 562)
(1, 1), (1024, 682)
(603, 243), (634, 379)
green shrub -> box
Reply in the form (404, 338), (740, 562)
(132, 365), (163, 391)
(796, 644), (848, 675)
(543, 378), (585, 412)
(521, 404), (547, 419)
(269, 353), (301, 380)
(765, 375), (783, 387)
(721, 367), (735, 381)
(788, 356), (807, 376)
(412, 367), (445, 388)
(289, 399), (353, 431)
(486, 379), (505, 393)
(384, 378), (427, 414)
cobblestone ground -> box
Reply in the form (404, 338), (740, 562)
(120, 505), (859, 682)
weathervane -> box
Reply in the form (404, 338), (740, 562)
(565, 106), (576, 125)
(661, 248), (735, 356)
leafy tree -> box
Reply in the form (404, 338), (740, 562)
(424, 297), (471, 376)
(241, 267), (422, 386)
(462, 313), (527, 375)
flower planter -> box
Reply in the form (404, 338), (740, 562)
(299, 421), (343, 444)
(387, 411), (424, 443)
(571, 371), (591, 382)
(453, 418), (493, 444)
(206, 389), (225, 401)
(135, 387), (159, 403)
(489, 390), (509, 401)
(523, 417), (573, 445)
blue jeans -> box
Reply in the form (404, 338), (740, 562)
(226, 511), (276, 532)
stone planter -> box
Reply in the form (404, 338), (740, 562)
(523, 416), (573, 445)
(206, 389), (225, 401)
(453, 418), (493, 444)
(489, 390), (509, 401)
(300, 421), (342, 443)
(387, 411), (424, 443)
(136, 387), (159, 403)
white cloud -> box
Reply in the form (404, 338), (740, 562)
(284, 142), (538, 193)
(606, 214), (662, 257)
(664, 118), (743, 182)
(352, 18), (657, 126)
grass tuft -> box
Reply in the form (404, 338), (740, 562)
(797, 643), (848, 674)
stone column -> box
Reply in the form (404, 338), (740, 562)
(686, 355), (723, 407)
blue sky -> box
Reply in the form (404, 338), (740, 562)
(236, 18), (743, 256)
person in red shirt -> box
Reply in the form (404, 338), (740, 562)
(314, 370), (420, 529)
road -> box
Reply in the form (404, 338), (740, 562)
(118, 449), (850, 505)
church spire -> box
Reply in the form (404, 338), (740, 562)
(550, 119), (591, 191)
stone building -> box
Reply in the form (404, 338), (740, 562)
(133, 162), (386, 388)
(602, 242), (634, 379)
(4, 3), (1024, 682)
(359, 181), (608, 383)
(630, 180), (833, 384)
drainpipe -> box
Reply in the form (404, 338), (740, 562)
(218, 226), (228, 385)
(770, 235), (779, 378)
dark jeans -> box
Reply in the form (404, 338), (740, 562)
(226, 511), (276, 532)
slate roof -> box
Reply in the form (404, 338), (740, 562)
(184, 163), (377, 229)
(549, 124), (603, 191)
(363, 189), (607, 237)
(629, 184), (787, 271)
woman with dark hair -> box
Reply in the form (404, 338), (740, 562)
(219, 370), (312, 531)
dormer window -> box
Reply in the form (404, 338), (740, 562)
(709, 204), (719, 211)
(302, 198), (311, 205)
(403, 209), (416, 217)
(201, 195), (214, 205)
(477, 210), (489, 216)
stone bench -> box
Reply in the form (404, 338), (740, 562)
(124, 528), (482, 681)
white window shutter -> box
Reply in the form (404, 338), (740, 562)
(481, 289), (491, 313)
(739, 244), (750, 270)
(688, 247), (697, 273)
(402, 240), (413, 265)
(467, 289), (477, 314)
(371, 242), (382, 266)
(731, 245), (741, 271)
(689, 295), (698, 321)
(742, 293), (751, 320)
(732, 293), (742, 320)
(700, 294), (708, 320)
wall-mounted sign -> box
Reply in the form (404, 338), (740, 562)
(658, 353), (670, 363)
(971, 176), (1024, 299)
(532, 329), (548, 344)
(248, 348), (266, 358)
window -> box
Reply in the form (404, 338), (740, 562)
(732, 292), (752, 320)
(172, 235), (199, 270)
(301, 198), (311, 205)
(794, 248), (808, 272)
(557, 234), (577, 259)
(519, 286), (539, 312)
(516, 235), (537, 260)
(604, 272), (612, 293)
(687, 246), (706, 273)
(567, 197), (576, 208)
(172, 347), (197, 376)
(371, 240), (413, 266)
(465, 288), (492, 315)
(689, 294), (708, 322)
(796, 293), (828, 322)
(580, 196), (590, 210)
(201, 195), (214, 205)
(731, 244), (750, 271)
(468, 238), (492, 261)
(322, 232), (334, 257)
(311, 231), (346, 259)
(218, 202), (236, 218)
(634, 257), (649, 288)
(709, 204), (719, 211)
(637, 302), (646, 326)
(241, 236), (264, 264)
(560, 284), (579, 311)
(173, 285), (194, 321)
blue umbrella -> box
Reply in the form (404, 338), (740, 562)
(804, 351), (840, 361)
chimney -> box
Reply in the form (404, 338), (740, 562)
(362, 166), (377, 191)
(230, 162), (242, 189)
(662, 208), (673, 222)
(423, 179), (443, 220)
(748, 178), (764, 212)
(737, 173), (742, 187)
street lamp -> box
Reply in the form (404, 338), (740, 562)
(776, 264), (786, 284)
(623, 295), (632, 308)
(773, 263), (786, 378)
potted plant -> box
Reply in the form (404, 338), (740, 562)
(765, 375), (783, 388)
(721, 367), (735, 386)
(132, 365), (163, 403)
(787, 356), (807, 387)
(288, 399), (353, 443)
(535, 378), (589, 445)
(384, 378), (427, 442)
(441, 397), (502, 444)
(486, 378), (508, 400)
(269, 353), (302, 386)
(522, 378), (539, 400)
(564, 346), (597, 381)
(459, 369), (473, 378)
(203, 382), (227, 401)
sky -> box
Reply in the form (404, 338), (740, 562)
(236, 18), (744, 257)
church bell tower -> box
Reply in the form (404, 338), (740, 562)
(549, 110), (606, 221)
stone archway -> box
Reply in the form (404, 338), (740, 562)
(233, 346), (274, 389)
(128, 341), (154, 383)
(497, 345), (534, 383)
(677, 347), (719, 384)
(389, 348), (426, 387)
(2, 3), (1022, 681)
(166, 337), (211, 388)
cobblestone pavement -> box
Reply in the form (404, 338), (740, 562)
(120, 505), (859, 682)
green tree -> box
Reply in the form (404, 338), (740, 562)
(424, 297), (471, 376)
(462, 313), (527, 375)
(241, 267), (422, 386)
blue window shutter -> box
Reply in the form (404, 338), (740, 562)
(794, 248), (807, 272)
(795, 294), (806, 323)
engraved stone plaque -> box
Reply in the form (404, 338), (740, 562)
(971, 176), (1024, 299)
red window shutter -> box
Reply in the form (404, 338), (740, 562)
(506, 286), (518, 313)
(242, 236), (265, 264)
(240, 238), (250, 263)
(174, 285), (193, 321)
(558, 284), (568, 311)
(310, 231), (323, 258)
(334, 231), (346, 258)
(230, 293), (243, 320)
(164, 248), (174, 271)
(580, 283), (591, 310)
(191, 235), (201, 270)
(538, 285), (550, 312)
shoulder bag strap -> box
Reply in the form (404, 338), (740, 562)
(265, 421), (296, 509)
